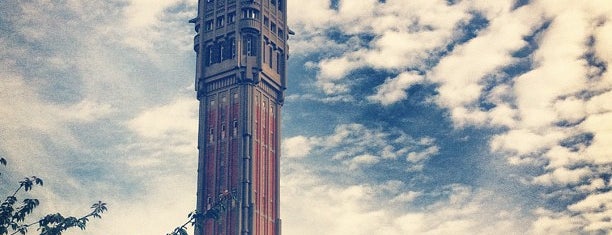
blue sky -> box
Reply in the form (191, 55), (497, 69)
(1, 0), (611, 234)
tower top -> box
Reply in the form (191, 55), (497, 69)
(192, 0), (289, 101)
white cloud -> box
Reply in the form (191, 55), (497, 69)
(529, 208), (584, 234)
(568, 191), (612, 232)
(283, 123), (438, 171)
(82, 173), (196, 235)
(62, 99), (116, 122)
(490, 129), (561, 156)
(123, 0), (184, 29)
(118, 0), (195, 54)
(345, 154), (379, 170)
(317, 56), (358, 94)
(282, 135), (316, 158)
(124, 97), (199, 167)
(429, 3), (544, 126)
(282, 166), (527, 235)
(532, 167), (592, 186)
(390, 191), (422, 204)
(406, 146), (440, 170)
(529, 190), (612, 233)
(580, 112), (612, 165)
(368, 72), (424, 105)
(128, 98), (198, 139)
(553, 97), (586, 124)
(0, 75), (115, 177)
(1, 2), (201, 235)
(287, 0), (335, 31)
(289, 0), (473, 97)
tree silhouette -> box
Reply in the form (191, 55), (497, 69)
(0, 157), (107, 235)
(167, 190), (235, 235)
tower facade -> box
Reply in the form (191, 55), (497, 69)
(191, 0), (287, 234)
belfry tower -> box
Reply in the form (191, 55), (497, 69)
(191, 0), (287, 234)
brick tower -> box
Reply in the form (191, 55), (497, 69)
(191, 0), (287, 234)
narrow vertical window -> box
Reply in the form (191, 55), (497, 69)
(207, 45), (214, 65)
(216, 16), (224, 28)
(228, 12), (236, 24)
(221, 125), (226, 140)
(230, 38), (236, 59)
(277, 50), (283, 74)
(209, 128), (214, 143)
(219, 43), (225, 61)
(233, 120), (238, 137)
(262, 101), (267, 144)
(246, 37), (252, 56)
(223, 38), (232, 60)
(205, 45), (212, 65)
(270, 106), (274, 147)
(268, 46), (273, 68)
(243, 35), (257, 56)
(263, 45), (266, 64)
(251, 37), (258, 56)
(212, 43), (220, 63)
(205, 20), (213, 31)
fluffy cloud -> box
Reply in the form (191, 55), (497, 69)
(283, 123), (438, 171)
(128, 98), (198, 140)
(1, 2), (198, 235)
(368, 72), (424, 105)
(0, 76), (114, 176)
(282, 135), (315, 158)
(287, 1), (612, 233)
(282, 166), (527, 235)
(288, 0), (472, 97)
(118, 0), (196, 55)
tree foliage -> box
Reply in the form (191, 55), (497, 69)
(0, 157), (107, 235)
(167, 191), (236, 235)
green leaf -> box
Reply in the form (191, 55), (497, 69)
(33, 176), (44, 186)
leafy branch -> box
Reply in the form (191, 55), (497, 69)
(167, 191), (236, 235)
(0, 158), (107, 235)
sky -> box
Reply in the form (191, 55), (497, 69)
(0, 0), (611, 234)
